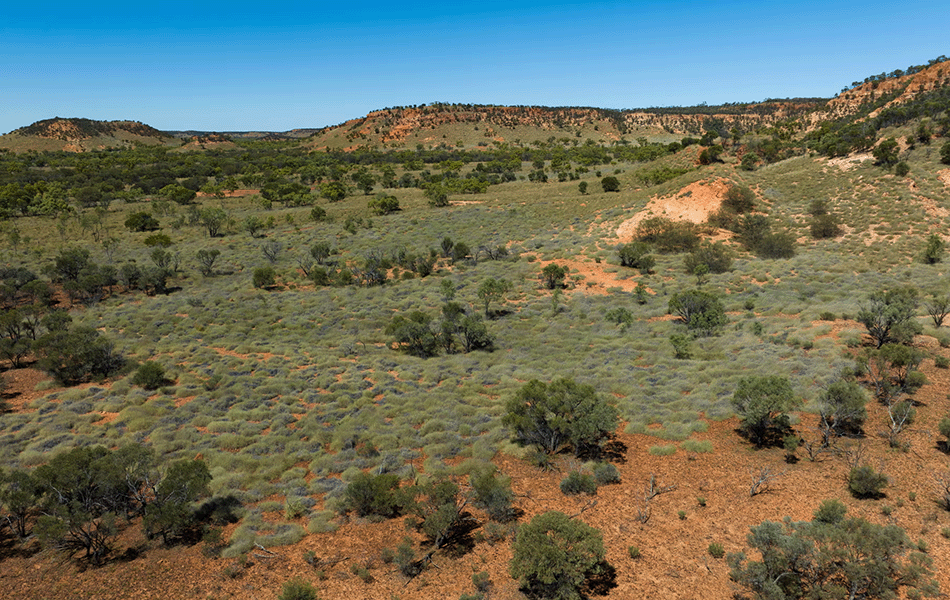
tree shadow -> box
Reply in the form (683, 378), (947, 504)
(436, 511), (480, 559)
(577, 434), (628, 463)
(0, 529), (41, 562)
(582, 560), (618, 597)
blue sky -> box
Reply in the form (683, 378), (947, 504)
(1, 1), (947, 134)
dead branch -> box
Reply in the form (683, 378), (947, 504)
(569, 499), (598, 519)
(749, 466), (786, 497)
(645, 473), (677, 500)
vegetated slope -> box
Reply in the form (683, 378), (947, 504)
(0, 117), (179, 152)
(3, 55), (950, 600)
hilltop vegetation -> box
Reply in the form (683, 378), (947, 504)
(2, 57), (950, 599)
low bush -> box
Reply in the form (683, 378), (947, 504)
(131, 361), (169, 390)
(591, 462), (620, 485)
(252, 266), (276, 289)
(636, 217), (700, 253)
(278, 577), (320, 600)
(848, 465), (888, 499)
(684, 241), (733, 274)
(560, 471), (597, 495)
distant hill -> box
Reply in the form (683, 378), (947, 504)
(4, 56), (949, 153)
(0, 117), (179, 152)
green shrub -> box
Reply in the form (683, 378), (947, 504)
(131, 361), (169, 390)
(938, 415), (950, 443)
(729, 501), (936, 600)
(731, 375), (799, 447)
(591, 462), (620, 485)
(342, 472), (405, 518)
(669, 289), (727, 335)
(722, 185), (755, 214)
(708, 543), (725, 558)
(510, 511), (609, 600)
(628, 545), (641, 559)
(503, 378), (619, 456)
(935, 355), (950, 369)
(601, 176), (620, 192)
(125, 211), (160, 232)
(923, 234), (945, 264)
(143, 232), (173, 247)
(680, 439), (713, 453)
(541, 263), (568, 289)
(33, 326), (124, 386)
(810, 214), (842, 239)
(278, 577), (320, 600)
(848, 465), (888, 499)
(636, 217), (699, 253)
(470, 465), (515, 522)
(684, 241), (733, 274)
(617, 242), (655, 273)
(252, 266), (276, 289)
(560, 471), (597, 496)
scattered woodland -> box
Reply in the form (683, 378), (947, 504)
(3, 56), (950, 599)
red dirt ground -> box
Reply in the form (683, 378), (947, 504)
(3, 335), (950, 599)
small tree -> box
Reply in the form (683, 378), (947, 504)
(0, 469), (41, 538)
(941, 140), (950, 165)
(503, 378), (618, 456)
(668, 289), (727, 335)
(731, 375), (800, 447)
(817, 379), (867, 438)
(198, 207), (228, 238)
(872, 137), (900, 167)
(386, 311), (439, 358)
(469, 464), (515, 522)
(33, 325), (123, 386)
(369, 194), (400, 215)
(320, 181), (347, 203)
(848, 464), (888, 499)
(601, 176), (620, 192)
(617, 242), (655, 273)
(541, 263), (568, 289)
(509, 511), (610, 600)
(810, 214), (842, 239)
(424, 184), (450, 207)
(923, 233), (945, 264)
(925, 292), (950, 327)
(124, 211), (160, 232)
(476, 278), (512, 318)
(143, 459), (212, 544)
(195, 249), (220, 277)
(856, 286), (921, 347)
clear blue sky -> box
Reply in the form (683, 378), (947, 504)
(2, 1), (947, 134)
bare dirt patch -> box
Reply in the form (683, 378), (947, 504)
(532, 257), (653, 296)
(826, 153), (873, 171)
(615, 178), (730, 242)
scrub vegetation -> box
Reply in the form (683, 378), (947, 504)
(2, 55), (950, 599)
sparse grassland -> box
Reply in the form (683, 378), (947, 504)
(2, 99), (950, 598)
